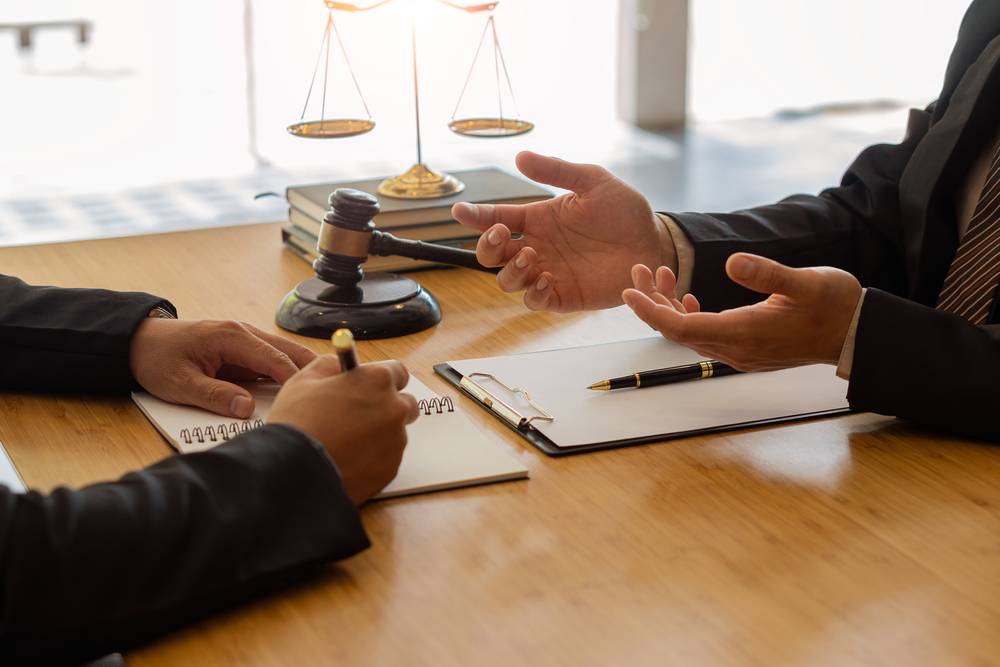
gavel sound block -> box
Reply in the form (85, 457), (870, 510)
(275, 188), (493, 339)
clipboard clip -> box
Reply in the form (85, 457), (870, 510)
(459, 372), (555, 430)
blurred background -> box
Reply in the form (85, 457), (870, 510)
(0, 0), (968, 245)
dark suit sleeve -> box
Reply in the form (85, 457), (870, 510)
(666, 105), (932, 311)
(846, 289), (1000, 441)
(0, 423), (369, 664)
(0, 275), (175, 394)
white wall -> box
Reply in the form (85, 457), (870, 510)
(689, 0), (970, 120)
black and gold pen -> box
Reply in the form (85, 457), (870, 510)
(332, 328), (359, 371)
(587, 360), (741, 391)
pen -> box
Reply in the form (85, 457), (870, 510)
(587, 360), (741, 391)
(332, 328), (359, 371)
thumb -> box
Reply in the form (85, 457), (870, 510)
(514, 151), (607, 193)
(726, 253), (814, 298)
(186, 372), (256, 418)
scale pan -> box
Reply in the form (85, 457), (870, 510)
(287, 119), (375, 139)
(448, 117), (533, 137)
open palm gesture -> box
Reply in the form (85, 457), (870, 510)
(452, 151), (676, 312)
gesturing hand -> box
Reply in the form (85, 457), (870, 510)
(622, 254), (862, 371)
(452, 151), (675, 312)
(268, 357), (419, 505)
(130, 318), (317, 418)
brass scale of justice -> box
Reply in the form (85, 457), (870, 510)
(276, 0), (534, 339)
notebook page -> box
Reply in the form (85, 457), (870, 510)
(132, 384), (279, 453)
(447, 336), (849, 449)
(131, 376), (527, 499)
(379, 378), (528, 498)
(0, 441), (26, 493)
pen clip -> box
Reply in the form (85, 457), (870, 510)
(459, 372), (555, 429)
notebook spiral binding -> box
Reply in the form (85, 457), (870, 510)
(418, 396), (455, 416)
(176, 396), (456, 446)
(180, 419), (266, 445)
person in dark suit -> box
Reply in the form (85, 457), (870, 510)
(0, 275), (419, 664)
(452, 0), (1000, 441)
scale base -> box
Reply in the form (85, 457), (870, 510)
(377, 163), (465, 200)
(276, 273), (441, 340)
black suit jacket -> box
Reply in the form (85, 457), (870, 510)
(0, 275), (369, 664)
(669, 0), (1000, 441)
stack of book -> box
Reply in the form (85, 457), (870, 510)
(282, 167), (552, 273)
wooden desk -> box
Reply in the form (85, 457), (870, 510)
(2, 224), (1000, 665)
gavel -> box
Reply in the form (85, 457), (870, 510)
(313, 188), (494, 287)
(275, 187), (495, 339)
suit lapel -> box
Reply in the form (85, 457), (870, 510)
(900, 34), (1000, 304)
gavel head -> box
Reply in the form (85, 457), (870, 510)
(313, 188), (380, 286)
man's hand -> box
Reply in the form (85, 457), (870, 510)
(452, 151), (675, 312)
(268, 356), (419, 505)
(130, 319), (317, 418)
(622, 254), (862, 371)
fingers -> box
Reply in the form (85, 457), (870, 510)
(726, 253), (815, 299)
(241, 323), (317, 369)
(399, 392), (420, 425)
(631, 264), (697, 314)
(301, 354), (343, 378)
(476, 223), (526, 268)
(622, 289), (740, 346)
(496, 246), (542, 292)
(187, 373), (257, 418)
(682, 293), (701, 313)
(515, 151), (608, 193)
(483, 239), (559, 311)
(654, 266), (678, 299)
(365, 360), (410, 391)
(300, 355), (408, 394)
(523, 272), (560, 311)
(630, 265), (672, 306)
(453, 202), (527, 234)
(622, 289), (678, 330)
(212, 322), (302, 383)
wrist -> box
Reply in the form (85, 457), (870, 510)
(128, 315), (173, 381)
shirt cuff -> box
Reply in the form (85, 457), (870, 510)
(656, 213), (696, 296)
(836, 288), (867, 380)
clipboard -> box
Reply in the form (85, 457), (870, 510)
(433, 338), (852, 457)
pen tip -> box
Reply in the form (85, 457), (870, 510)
(587, 380), (611, 391)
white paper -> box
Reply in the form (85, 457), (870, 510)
(132, 375), (527, 498)
(448, 336), (850, 448)
(0, 441), (26, 493)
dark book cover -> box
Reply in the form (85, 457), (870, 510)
(286, 166), (551, 228)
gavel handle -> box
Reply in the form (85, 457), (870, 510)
(370, 230), (499, 273)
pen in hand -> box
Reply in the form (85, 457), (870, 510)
(588, 360), (741, 391)
(332, 328), (359, 371)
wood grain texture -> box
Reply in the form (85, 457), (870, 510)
(2, 224), (999, 666)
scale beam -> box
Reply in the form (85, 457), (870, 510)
(290, 0), (532, 199)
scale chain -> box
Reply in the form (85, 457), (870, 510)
(450, 16), (493, 120)
(299, 13), (333, 121)
(330, 13), (373, 119)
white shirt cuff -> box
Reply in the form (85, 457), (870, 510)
(836, 288), (867, 380)
(656, 213), (695, 297)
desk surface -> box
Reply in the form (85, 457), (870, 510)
(2, 224), (1000, 666)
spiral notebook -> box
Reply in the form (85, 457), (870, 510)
(435, 336), (851, 456)
(131, 376), (528, 499)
